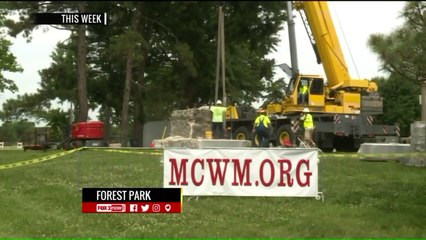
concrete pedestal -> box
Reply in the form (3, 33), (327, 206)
(358, 143), (410, 161)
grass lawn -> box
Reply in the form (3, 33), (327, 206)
(0, 148), (425, 238)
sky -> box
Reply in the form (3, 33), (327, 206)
(0, 1), (407, 118)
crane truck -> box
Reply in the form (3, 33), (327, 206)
(224, 1), (399, 152)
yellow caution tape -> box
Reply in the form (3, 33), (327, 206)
(0, 148), (81, 170)
(0, 147), (162, 170)
(2, 145), (422, 170)
(87, 147), (425, 159)
(321, 151), (426, 159)
(86, 147), (163, 156)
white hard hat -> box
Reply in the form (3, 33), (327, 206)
(216, 100), (222, 105)
(303, 107), (310, 113)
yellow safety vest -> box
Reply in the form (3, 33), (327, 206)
(300, 85), (309, 94)
(254, 115), (271, 128)
(304, 113), (314, 128)
(211, 106), (227, 123)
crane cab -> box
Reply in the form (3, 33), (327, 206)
(266, 73), (364, 115)
(267, 74), (326, 114)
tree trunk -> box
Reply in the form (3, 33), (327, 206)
(121, 52), (133, 147)
(422, 82), (426, 121)
(76, 1), (88, 122)
(131, 60), (146, 147)
(103, 103), (111, 145)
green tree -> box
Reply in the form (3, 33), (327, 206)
(43, 109), (69, 141)
(0, 119), (35, 142)
(375, 75), (421, 136)
(0, 13), (23, 92)
(0, 38), (23, 92)
(0, 94), (71, 142)
(108, 2), (148, 147)
(153, 2), (286, 107)
(368, 1), (426, 121)
(38, 41), (77, 102)
(2, 1), (89, 121)
(260, 77), (287, 108)
(0, 93), (50, 123)
(3, 2), (288, 146)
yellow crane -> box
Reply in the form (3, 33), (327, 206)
(268, 1), (380, 115)
(225, 1), (399, 152)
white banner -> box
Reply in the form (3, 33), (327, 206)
(163, 148), (318, 197)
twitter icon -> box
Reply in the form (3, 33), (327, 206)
(141, 204), (149, 212)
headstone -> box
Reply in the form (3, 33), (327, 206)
(170, 108), (212, 139)
(410, 121), (426, 152)
(402, 121), (426, 167)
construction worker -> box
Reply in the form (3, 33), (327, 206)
(210, 100), (227, 139)
(252, 108), (271, 147)
(300, 107), (316, 147)
(298, 81), (309, 105)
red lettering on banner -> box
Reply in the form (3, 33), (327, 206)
(296, 159), (312, 187)
(277, 159), (294, 187)
(169, 158), (189, 185)
(168, 156), (314, 188)
(207, 158), (229, 186)
(231, 159), (252, 186)
(259, 159), (275, 186)
(191, 158), (204, 186)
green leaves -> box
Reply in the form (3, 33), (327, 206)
(0, 1), (288, 143)
(110, 29), (147, 60)
(368, 1), (425, 123)
(0, 37), (22, 93)
(176, 43), (197, 78)
(375, 75), (420, 136)
(368, 2), (426, 85)
(38, 41), (77, 101)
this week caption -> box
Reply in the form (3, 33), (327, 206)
(32, 13), (108, 25)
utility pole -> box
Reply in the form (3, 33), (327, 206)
(215, 4), (226, 105)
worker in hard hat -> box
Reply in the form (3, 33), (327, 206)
(210, 100), (227, 139)
(252, 108), (271, 147)
(300, 107), (316, 147)
(298, 81), (309, 105)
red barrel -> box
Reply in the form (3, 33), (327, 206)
(71, 121), (104, 140)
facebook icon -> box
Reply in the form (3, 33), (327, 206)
(130, 204), (138, 212)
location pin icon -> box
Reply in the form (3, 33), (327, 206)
(165, 204), (171, 212)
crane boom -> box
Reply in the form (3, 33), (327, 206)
(268, 1), (382, 115)
(295, 1), (368, 90)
